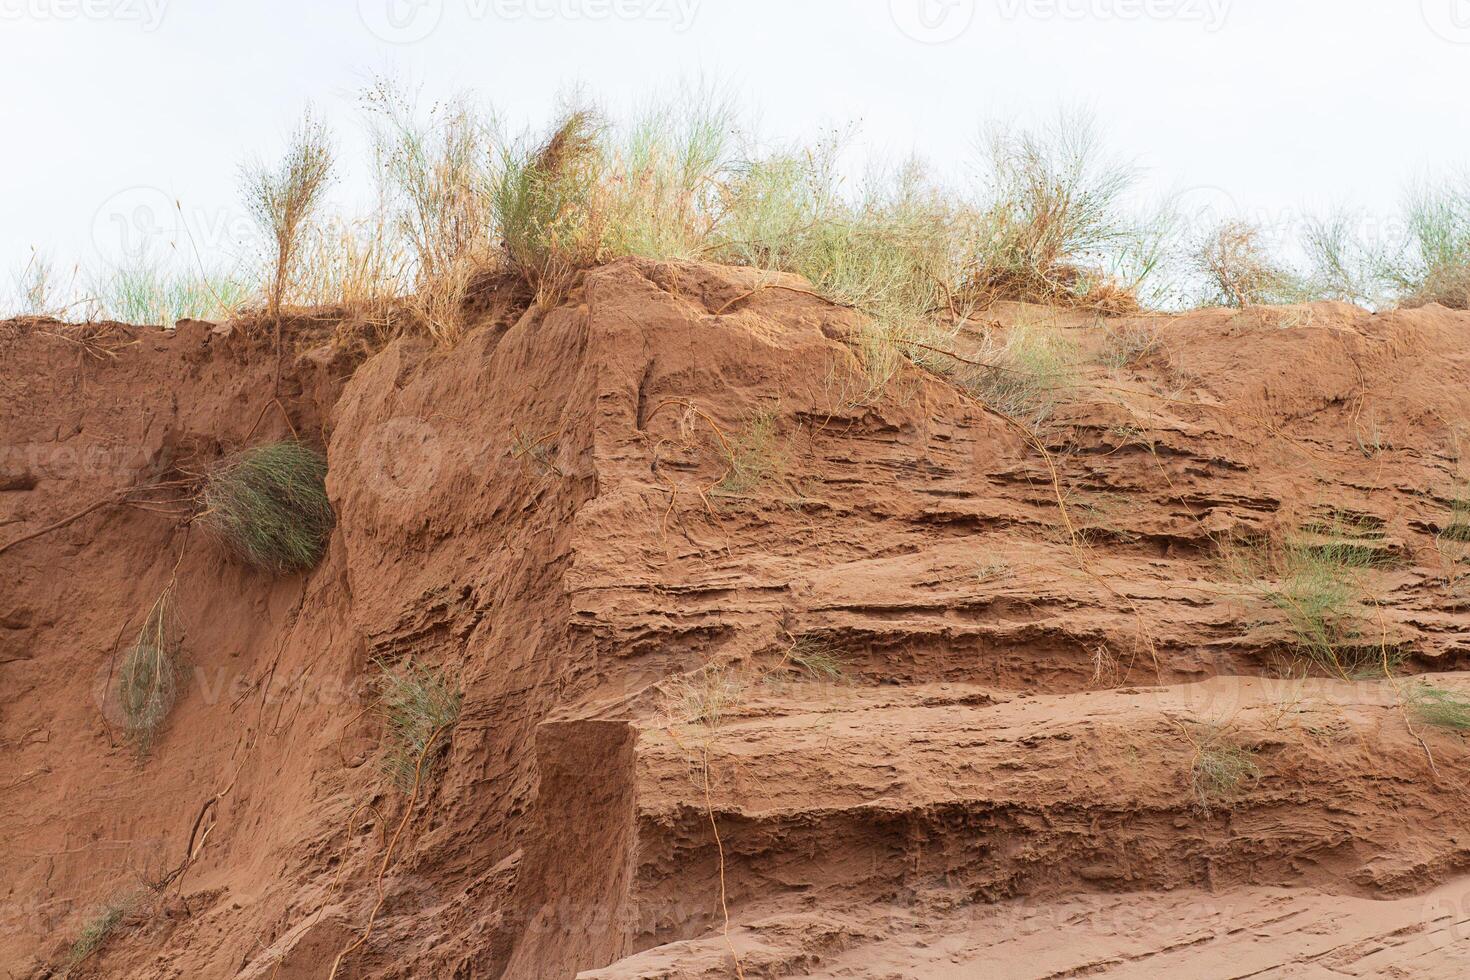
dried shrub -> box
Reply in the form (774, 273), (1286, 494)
(117, 586), (181, 755)
(1190, 732), (1260, 815)
(1196, 220), (1303, 308)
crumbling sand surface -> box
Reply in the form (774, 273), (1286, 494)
(3, 259), (1469, 978)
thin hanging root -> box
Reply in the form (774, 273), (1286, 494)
(242, 395), (299, 444)
(326, 722), (452, 980)
(701, 745), (746, 980)
(641, 398), (740, 535)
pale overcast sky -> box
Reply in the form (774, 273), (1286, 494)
(2, 0), (1468, 290)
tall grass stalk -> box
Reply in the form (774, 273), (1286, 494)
(241, 109), (336, 319)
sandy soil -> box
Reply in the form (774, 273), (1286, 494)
(2, 260), (1469, 978)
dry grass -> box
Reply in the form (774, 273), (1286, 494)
(199, 442), (334, 573)
(117, 586), (181, 756)
(1098, 320), (1161, 370)
(604, 90), (735, 260)
(376, 660), (462, 793)
(18, 95), (1470, 331)
(1189, 729), (1260, 815)
(360, 78), (497, 340)
(11, 249), (62, 317)
(963, 112), (1159, 309)
(240, 108), (336, 319)
(1300, 209), (1381, 307)
(295, 214), (410, 313)
(716, 408), (789, 496)
(953, 321), (1075, 425)
(716, 144), (970, 385)
(785, 636), (845, 680)
(1292, 175), (1470, 311)
(661, 667), (749, 729)
(1195, 220), (1303, 308)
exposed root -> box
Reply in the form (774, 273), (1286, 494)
(0, 479), (192, 556)
(701, 745), (745, 980)
(326, 721), (452, 980)
(714, 283), (848, 316)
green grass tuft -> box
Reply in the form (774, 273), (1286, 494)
(1265, 518), (1392, 675)
(717, 409), (789, 496)
(91, 261), (248, 326)
(494, 107), (607, 305)
(1407, 684), (1470, 731)
(66, 896), (133, 967)
(1442, 493), (1470, 543)
(200, 442), (334, 573)
(1386, 174), (1470, 310)
(376, 660), (462, 793)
